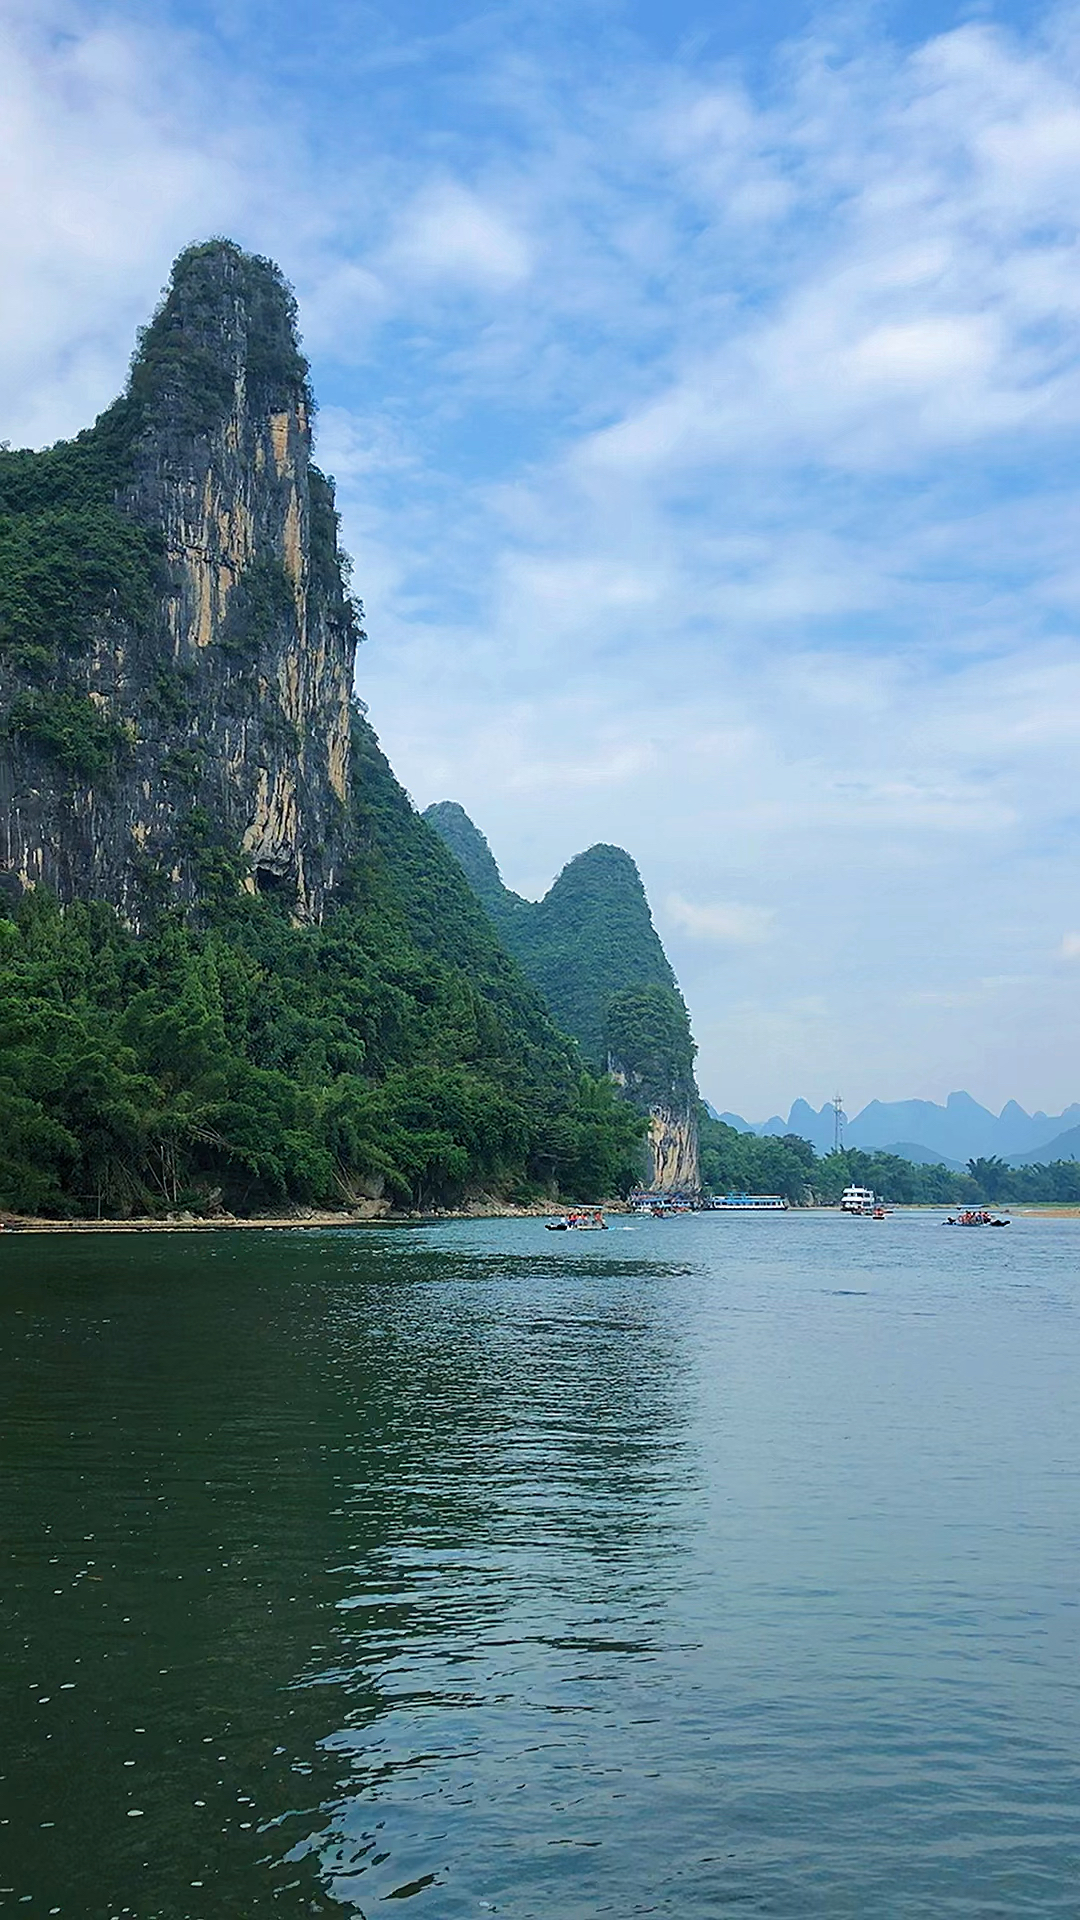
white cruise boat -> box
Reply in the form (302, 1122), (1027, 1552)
(840, 1184), (877, 1215)
(705, 1193), (787, 1211)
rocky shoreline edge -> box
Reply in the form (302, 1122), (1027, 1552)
(0, 1199), (629, 1233)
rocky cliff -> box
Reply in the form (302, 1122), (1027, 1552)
(424, 803), (700, 1190)
(607, 1095), (699, 1191)
(604, 981), (700, 1193)
(0, 241), (359, 924)
(645, 1105), (700, 1190)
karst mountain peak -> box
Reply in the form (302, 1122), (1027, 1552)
(0, 238), (358, 926)
(424, 801), (700, 1190)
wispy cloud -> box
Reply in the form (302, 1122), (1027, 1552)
(666, 895), (776, 946)
(385, 180), (533, 289)
(0, 4), (264, 443)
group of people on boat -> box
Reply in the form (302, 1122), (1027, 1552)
(945, 1209), (1010, 1227)
(546, 1209), (607, 1231)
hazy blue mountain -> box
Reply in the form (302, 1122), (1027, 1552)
(845, 1093), (991, 1156)
(785, 1099), (839, 1153)
(739, 1100), (838, 1152)
(704, 1101), (836, 1148)
(878, 1141), (967, 1172)
(847, 1094), (1080, 1159)
(1008, 1125), (1080, 1166)
(995, 1101), (1080, 1155)
(701, 1092), (1080, 1163)
(996, 1099), (1046, 1153)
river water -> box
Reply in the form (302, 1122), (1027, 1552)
(2, 1211), (1078, 1917)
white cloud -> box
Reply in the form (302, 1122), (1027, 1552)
(300, 264), (390, 354)
(385, 180), (532, 289)
(666, 895), (776, 946)
(0, 6), (248, 443)
(847, 316), (996, 390)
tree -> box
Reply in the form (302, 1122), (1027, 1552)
(967, 1156), (1010, 1202)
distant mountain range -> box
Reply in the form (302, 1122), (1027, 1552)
(707, 1092), (1080, 1167)
(1008, 1124), (1080, 1167)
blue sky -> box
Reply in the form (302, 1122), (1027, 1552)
(5, 0), (1080, 1115)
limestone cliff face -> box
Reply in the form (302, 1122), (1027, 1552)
(609, 1067), (700, 1192)
(0, 241), (358, 924)
(646, 1101), (700, 1191)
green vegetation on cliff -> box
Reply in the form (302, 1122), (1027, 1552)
(605, 984), (696, 1108)
(0, 424), (160, 676)
(0, 711), (645, 1217)
(0, 241), (359, 705)
(423, 802), (693, 1080)
(129, 237), (313, 431)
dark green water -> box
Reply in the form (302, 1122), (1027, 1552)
(2, 1212), (1079, 1917)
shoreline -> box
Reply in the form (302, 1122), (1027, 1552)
(5, 1201), (1079, 1234)
(0, 1200), (604, 1233)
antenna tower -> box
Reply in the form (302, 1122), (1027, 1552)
(832, 1093), (844, 1154)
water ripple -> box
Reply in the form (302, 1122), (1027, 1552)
(2, 1212), (1079, 1915)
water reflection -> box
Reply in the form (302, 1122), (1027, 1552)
(0, 1225), (703, 1917)
(291, 1232), (703, 1913)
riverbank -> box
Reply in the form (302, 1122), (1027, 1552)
(0, 1198), (617, 1232)
(1012, 1204), (1080, 1215)
(7, 1201), (1080, 1231)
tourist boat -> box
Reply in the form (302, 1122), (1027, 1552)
(629, 1191), (695, 1216)
(704, 1193), (787, 1211)
(944, 1209), (1010, 1227)
(546, 1209), (607, 1231)
(840, 1184), (879, 1215)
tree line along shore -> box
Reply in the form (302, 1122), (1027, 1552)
(698, 1116), (1080, 1208)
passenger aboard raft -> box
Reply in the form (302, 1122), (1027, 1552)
(546, 1209), (608, 1231)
